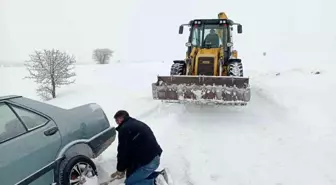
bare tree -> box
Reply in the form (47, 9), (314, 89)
(24, 49), (76, 100)
(92, 48), (114, 64)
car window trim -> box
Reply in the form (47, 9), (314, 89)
(6, 102), (51, 132)
(7, 103), (29, 131)
(0, 101), (53, 145)
(0, 102), (28, 144)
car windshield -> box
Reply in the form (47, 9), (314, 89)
(191, 24), (226, 48)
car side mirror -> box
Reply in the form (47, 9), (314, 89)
(237, 24), (242, 34)
(179, 25), (183, 34)
(185, 42), (191, 47)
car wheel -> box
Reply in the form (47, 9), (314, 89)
(58, 155), (98, 185)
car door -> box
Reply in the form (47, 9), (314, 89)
(0, 101), (62, 185)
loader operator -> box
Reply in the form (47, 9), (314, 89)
(110, 110), (163, 185)
(204, 28), (219, 47)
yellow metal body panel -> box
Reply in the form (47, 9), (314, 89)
(194, 48), (220, 76)
(218, 12), (228, 19)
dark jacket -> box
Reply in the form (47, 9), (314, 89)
(116, 116), (162, 177)
(204, 33), (219, 47)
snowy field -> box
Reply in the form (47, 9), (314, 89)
(1, 60), (336, 185)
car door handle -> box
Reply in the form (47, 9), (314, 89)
(44, 127), (59, 136)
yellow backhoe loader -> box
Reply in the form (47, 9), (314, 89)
(152, 12), (251, 105)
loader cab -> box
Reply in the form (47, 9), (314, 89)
(194, 25), (223, 48)
(179, 19), (242, 62)
(181, 19), (233, 55)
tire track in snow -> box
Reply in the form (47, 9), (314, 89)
(136, 77), (295, 185)
(121, 75), (293, 185)
(248, 84), (289, 121)
(134, 98), (177, 120)
(135, 103), (162, 119)
(181, 156), (195, 185)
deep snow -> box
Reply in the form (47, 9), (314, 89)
(1, 61), (336, 185)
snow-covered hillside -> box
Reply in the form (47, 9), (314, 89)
(1, 61), (336, 185)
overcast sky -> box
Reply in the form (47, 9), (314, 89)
(1, 0), (336, 63)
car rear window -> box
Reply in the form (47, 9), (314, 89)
(0, 103), (26, 143)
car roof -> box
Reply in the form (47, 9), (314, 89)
(0, 95), (22, 101)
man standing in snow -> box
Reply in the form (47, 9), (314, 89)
(110, 110), (163, 185)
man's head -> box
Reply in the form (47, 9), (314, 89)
(114, 110), (129, 125)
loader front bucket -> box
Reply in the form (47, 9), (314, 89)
(152, 75), (251, 105)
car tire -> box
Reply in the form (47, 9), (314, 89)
(57, 155), (98, 185)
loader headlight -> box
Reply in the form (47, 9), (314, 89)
(227, 42), (233, 47)
(185, 42), (192, 47)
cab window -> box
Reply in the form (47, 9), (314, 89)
(191, 27), (202, 47)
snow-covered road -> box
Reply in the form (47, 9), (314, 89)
(1, 62), (336, 185)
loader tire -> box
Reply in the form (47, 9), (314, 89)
(228, 61), (243, 77)
(170, 62), (186, 75)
